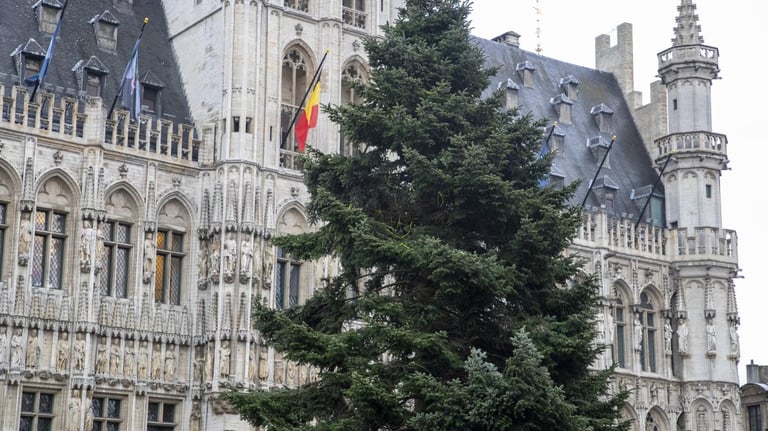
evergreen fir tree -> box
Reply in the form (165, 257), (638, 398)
(226, 0), (628, 429)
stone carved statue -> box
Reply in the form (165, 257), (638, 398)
(19, 213), (32, 257)
(240, 240), (253, 274)
(25, 329), (40, 369)
(677, 321), (689, 354)
(84, 391), (94, 431)
(72, 334), (85, 371)
(664, 321), (673, 354)
(152, 345), (162, 380)
(110, 343), (121, 375)
(138, 341), (149, 379)
(164, 348), (176, 381)
(198, 241), (209, 279)
(596, 313), (606, 344)
(262, 245), (274, 289)
(80, 221), (98, 264)
(194, 351), (205, 383)
(707, 323), (717, 353)
(96, 343), (108, 374)
(604, 311), (614, 345)
(633, 318), (643, 351)
(0, 328), (7, 365)
(57, 332), (69, 371)
(730, 324), (740, 356)
(124, 341), (135, 377)
(190, 403), (202, 431)
(258, 351), (268, 381)
(224, 234), (237, 273)
(10, 328), (24, 369)
(68, 390), (81, 431)
(205, 345), (214, 381)
(143, 233), (156, 283)
(209, 236), (221, 277)
(220, 340), (231, 377)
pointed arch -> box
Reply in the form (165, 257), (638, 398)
(100, 181), (145, 299)
(611, 280), (632, 369)
(280, 42), (318, 161)
(104, 181), (144, 221)
(690, 398), (714, 431)
(272, 203), (310, 310)
(0, 159), (21, 280)
(153, 194), (195, 306)
(645, 405), (671, 431)
(637, 286), (662, 373)
(32, 170), (80, 291)
(620, 404), (639, 431)
(717, 399), (738, 431)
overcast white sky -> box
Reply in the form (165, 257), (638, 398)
(469, 0), (766, 384)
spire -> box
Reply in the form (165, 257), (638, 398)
(672, 0), (704, 46)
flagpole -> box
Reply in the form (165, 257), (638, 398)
(580, 135), (616, 208)
(634, 152), (674, 230)
(108, 17), (149, 120)
(29, 0), (69, 102)
(281, 50), (329, 150)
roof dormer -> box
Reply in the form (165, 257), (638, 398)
(72, 56), (110, 97)
(559, 75), (579, 101)
(591, 175), (619, 210)
(550, 94), (573, 124)
(587, 135), (612, 168)
(548, 123), (565, 155)
(90, 11), (120, 51)
(33, 0), (63, 33)
(590, 103), (614, 134)
(497, 78), (519, 111)
(10, 39), (47, 83)
(515, 61), (535, 88)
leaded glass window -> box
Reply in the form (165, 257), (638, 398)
(0, 203), (6, 279)
(613, 298), (626, 368)
(99, 221), (132, 298)
(155, 229), (184, 305)
(280, 48), (309, 169)
(31, 209), (66, 289)
(639, 292), (658, 372)
(275, 247), (301, 309)
(147, 401), (176, 431)
(19, 392), (54, 431)
(92, 396), (122, 431)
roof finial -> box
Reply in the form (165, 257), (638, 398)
(672, 0), (704, 46)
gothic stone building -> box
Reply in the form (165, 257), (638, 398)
(0, 0), (740, 430)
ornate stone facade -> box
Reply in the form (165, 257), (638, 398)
(0, 0), (740, 430)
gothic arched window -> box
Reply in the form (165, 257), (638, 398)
(613, 296), (627, 368)
(280, 47), (311, 168)
(340, 61), (367, 156)
(639, 291), (658, 372)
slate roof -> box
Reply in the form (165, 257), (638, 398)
(474, 37), (663, 220)
(0, 0), (191, 124)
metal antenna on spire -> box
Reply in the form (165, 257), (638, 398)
(534, 0), (543, 54)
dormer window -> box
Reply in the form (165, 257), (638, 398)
(73, 56), (109, 98)
(550, 94), (573, 124)
(25, 56), (42, 79)
(139, 71), (165, 116)
(590, 103), (615, 134)
(142, 86), (158, 113)
(587, 136), (612, 168)
(560, 75), (579, 101)
(86, 72), (103, 97)
(498, 78), (519, 111)
(90, 11), (120, 51)
(593, 176), (619, 210)
(549, 124), (565, 155)
(35, 1), (63, 34)
(549, 165), (565, 190)
(515, 61), (535, 88)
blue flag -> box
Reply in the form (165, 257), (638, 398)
(25, 3), (67, 92)
(120, 49), (142, 121)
